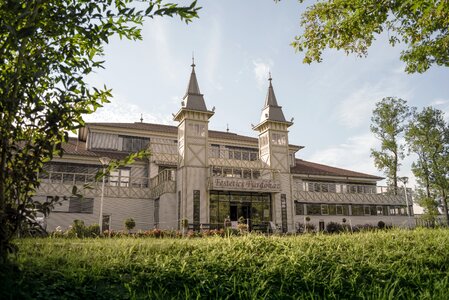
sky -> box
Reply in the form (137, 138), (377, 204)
(84, 0), (449, 205)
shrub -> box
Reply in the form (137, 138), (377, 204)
(378, 220), (386, 229)
(124, 218), (136, 232)
(326, 222), (343, 234)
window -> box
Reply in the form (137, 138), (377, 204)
(233, 169), (242, 178)
(243, 169), (252, 179)
(188, 123), (206, 137)
(295, 202), (304, 215)
(321, 204), (329, 215)
(193, 190), (200, 229)
(307, 182), (336, 193)
(271, 133), (286, 145)
(364, 205), (371, 215)
(121, 135), (149, 152)
(109, 169), (130, 187)
(212, 167), (222, 177)
(281, 194), (287, 233)
(68, 197), (94, 213)
(226, 146), (258, 161)
(351, 205), (364, 216)
(306, 204), (321, 215)
(154, 199), (160, 228)
(210, 144), (220, 158)
(376, 206), (384, 215)
(102, 215), (110, 232)
(336, 205), (343, 215)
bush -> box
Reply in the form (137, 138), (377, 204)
(54, 220), (100, 238)
(378, 220), (386, 229)
(297, 222), (316, 233)
(124, 218), (136, 232)
(326, 222), (343, 234)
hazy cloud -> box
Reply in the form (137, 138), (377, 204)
(335, 77), (411, 129)
(205, 18), (223, 91)
(307, 133), (379, 175)
(83, 94), (174, 125)
(430, 98), (449, 106)
(253, 59), (273, 89)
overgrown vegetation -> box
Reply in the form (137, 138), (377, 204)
(2, 229), (449, 299)
(0, 0), (199, 262)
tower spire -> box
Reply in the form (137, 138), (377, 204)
(181, 58), (208, 111)
(260, 73), (286, 122)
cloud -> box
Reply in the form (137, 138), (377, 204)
(306, 133), (417, 188)
(205, 18), (223, 91)
(307, 133), (379, 175)
(144, 19), (176, 80)
(253, 59), (273, 89)
(83, 94), (174, 125)
(430, 98), (448, 106)
(335, 77), (412, 129)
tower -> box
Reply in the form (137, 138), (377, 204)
(173, 60), (214, 228)
(253, 74), (293, 232)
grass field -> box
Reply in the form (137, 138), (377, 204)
(2, 228), (449, 299)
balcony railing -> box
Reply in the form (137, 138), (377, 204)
(298, 181), (412, 195)
(294, 181), (412, 206)
(209, 147), (259, 161)
(37, 171), (152, 199)
(149, 169), (176, 198)
(39, 171), (149, 188)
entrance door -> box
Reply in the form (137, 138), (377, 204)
(230, 204), (238, 221)
(319, 221), (325, 232)
(230, 202), (251, 223)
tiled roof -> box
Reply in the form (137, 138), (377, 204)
(291, 159), (383, 180)
(87, 122), (262, 144)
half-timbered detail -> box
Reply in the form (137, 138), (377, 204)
(35, 61), (413, 232)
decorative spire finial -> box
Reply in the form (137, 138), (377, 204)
(268, 71), (272, 83)
(191, 52), (195, 68)
(140, 113), (143, 123)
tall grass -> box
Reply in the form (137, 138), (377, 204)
(2, 228), (449, 299)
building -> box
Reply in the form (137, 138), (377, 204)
(35, 62), (413, 232)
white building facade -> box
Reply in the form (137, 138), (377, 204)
(35, 62), (413, 232)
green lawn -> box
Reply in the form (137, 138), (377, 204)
(2, 228), (449, 299)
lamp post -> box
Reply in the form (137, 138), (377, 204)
(398, 176), (412, 227)
(99, 157), (111, 234)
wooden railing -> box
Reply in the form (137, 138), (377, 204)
(39, 171), (149, 188)
(149, 169), (176, 198)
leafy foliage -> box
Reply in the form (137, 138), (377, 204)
(124, 218), (136, 231)
(0, 0), (199, 262)
(292, 0), (449, 73)
(405, 107), (449, 225)
(370, 97), (412, 190)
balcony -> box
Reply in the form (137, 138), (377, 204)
(209, 166), (281, 192)
(150, 169), (176, 198)
(37, 171), (151, 199)
(293, 181), (411, 205)
(208, 147), (261, 168)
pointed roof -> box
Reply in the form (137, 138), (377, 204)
(259, 74), (288, 123)
(182, 59), (208, 111)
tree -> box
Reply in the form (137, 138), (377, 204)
(291, 0), (449, 73)
(124, 218), (136, 233)
(370, 97), (412, 192)
(0, 0), (199, 262)
(405, 107), (449, 225)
